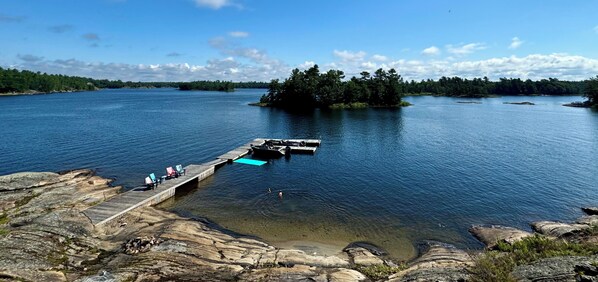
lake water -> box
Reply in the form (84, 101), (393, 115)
(1, 89), (597, 260)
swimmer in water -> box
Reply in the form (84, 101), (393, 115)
(278, 191), (283, 198)
(268, 188), (271, 193)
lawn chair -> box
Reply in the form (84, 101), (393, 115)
(145, 176), (155, 190)
(149, 173), (160, 187)
(166, 167), (177, 179)
(175, 164), (186, 176)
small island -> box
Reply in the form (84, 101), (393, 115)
(257, 65), (411, 109)
(503, 101), (535, 105)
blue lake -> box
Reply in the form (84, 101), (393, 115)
(1, 89), (597, 259)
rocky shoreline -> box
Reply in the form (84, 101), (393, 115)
(1, 170), (597, 281)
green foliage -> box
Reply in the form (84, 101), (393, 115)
(355, 264), (407, 280)
(471, 235), (598, 282)
(399, 101), (412, 107)
(0, 213), (9, 225)
(584, 75), (598, 106)
(262, 65), (405, 109)
(14, 193), (39, 208)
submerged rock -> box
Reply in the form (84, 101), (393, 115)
(583, 207), (598, 216)
(531, 221), (590, 238)
(469, 225), (532, 249)
(503, 101), (535, 105)
(388, 241), (472, 282)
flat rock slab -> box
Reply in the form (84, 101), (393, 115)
(469, 225), (532, 249)
(531, 221), (590, 238)
(276, 249), (350, 268)
(0, 172), (59, 191)
(576, 215), (598, 226)
(388, 241), (472, 282)
(512, 255), (598, 282)
(344, 247), (385, 266)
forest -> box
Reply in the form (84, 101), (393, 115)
(403, 76), (583, 97)
(0, 67), (267, 94)
(260, 65), (407, 109)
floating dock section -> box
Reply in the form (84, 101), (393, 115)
(83, 138), (320, 226)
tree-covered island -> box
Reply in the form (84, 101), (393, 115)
(258, 65), (409, 109)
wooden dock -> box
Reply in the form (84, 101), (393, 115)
(83, 138), (321, 226)
(252, 138), (320, 154)
(84, 165), (214, 225)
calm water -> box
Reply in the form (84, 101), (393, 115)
(1, 89), (597, 259)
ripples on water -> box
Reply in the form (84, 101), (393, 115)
(1, 89), (597, 259)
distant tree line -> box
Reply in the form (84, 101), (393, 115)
(178, 80), (269, 91)
(404, 77), (584, 97)
(260, 65), (406, 109)
(0, 67), (96, 93)
(0, 67), (269, 94)
(178, 81), (235, 92)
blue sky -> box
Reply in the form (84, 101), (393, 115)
(1, 0), (597, 81)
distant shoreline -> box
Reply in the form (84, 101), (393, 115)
(0, 89), (92, 97)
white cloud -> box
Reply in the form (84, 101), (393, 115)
(446, 42), (486, 55)
(194, 0), (236, 9)
(10, 53), (598, 83)
(360, 61), (376, 69)
(421, 46), (440, 56)
(333, 50), (367, 62)
(371, 54), (388, 62)
(509, 37), (523, 49)
(298, 61), (316, 70)
(229, 31), (249, 38)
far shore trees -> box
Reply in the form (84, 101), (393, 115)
(0, 67), (268, 94)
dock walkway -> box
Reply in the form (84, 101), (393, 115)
(83, 138), (320, 226)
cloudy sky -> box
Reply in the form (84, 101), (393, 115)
(1, 0), (598, 82)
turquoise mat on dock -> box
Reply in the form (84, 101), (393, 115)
(234, 158), (267, 166)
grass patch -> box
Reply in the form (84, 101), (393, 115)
(0, 228), (9, 236)
(355, 264), (407, 280)
(14, 193), (39, 208)
(399, 101), (412, 107)
(0, 213), (9, 225)
(470, 235), (598, 282)
(47, 251), (68, 266)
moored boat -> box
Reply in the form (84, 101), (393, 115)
(250, 143), (289, 158)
